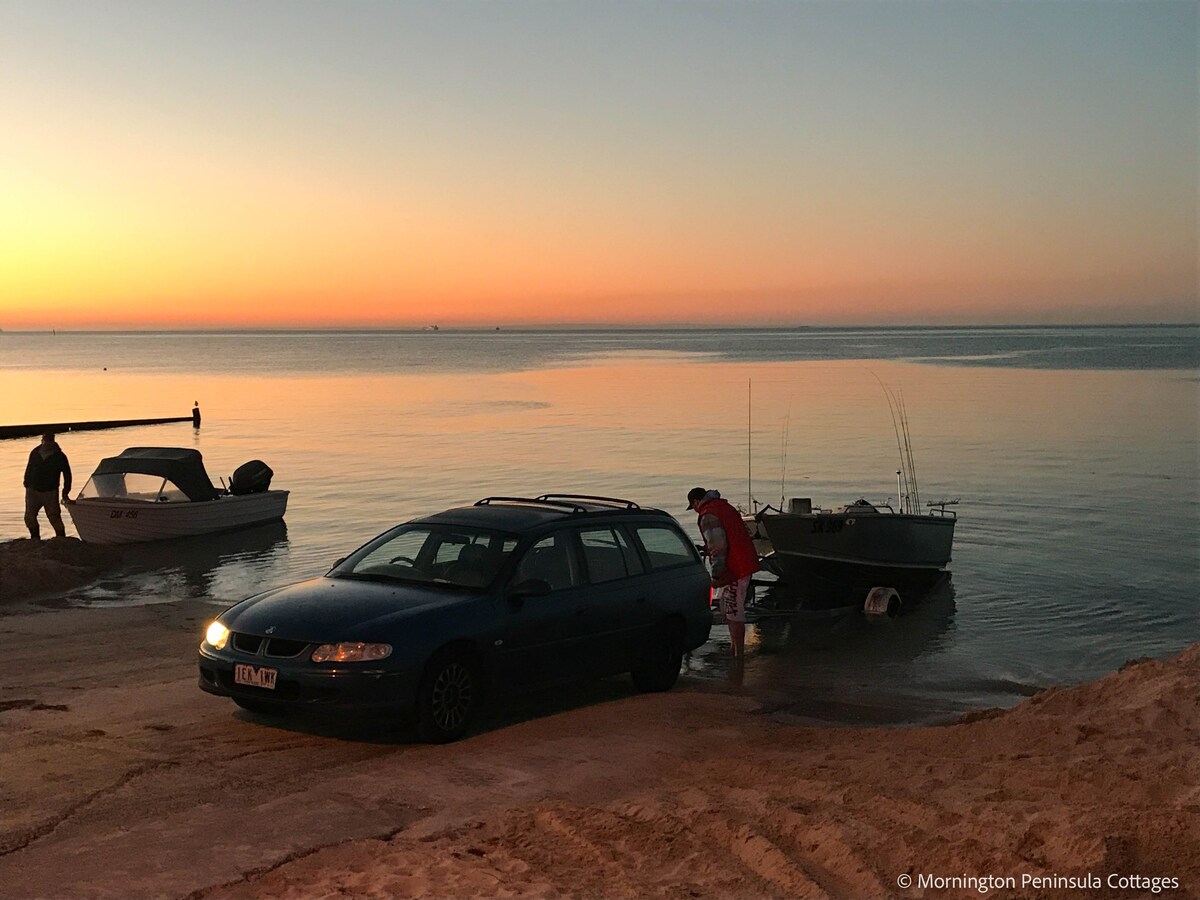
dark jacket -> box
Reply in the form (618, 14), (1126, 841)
(24, 444), (72, 494)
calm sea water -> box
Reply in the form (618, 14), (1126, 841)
(1, 326), (1197, 724)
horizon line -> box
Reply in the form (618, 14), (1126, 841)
(2, 321), (1197, 335)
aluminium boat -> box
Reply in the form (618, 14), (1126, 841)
(748, 496), (957, 595)
(66, 447), (288, 544)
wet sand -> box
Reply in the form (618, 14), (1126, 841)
(0, 538), (120, 601)
(0, 595), (1195, 899)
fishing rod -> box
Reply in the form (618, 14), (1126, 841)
(872, 371), (914, 513)
(747, 378), (754, 512)
(779, 399), (791, 510)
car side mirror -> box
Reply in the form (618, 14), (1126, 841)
(332, 557), (346, 569)
(507, 578), (551, 606)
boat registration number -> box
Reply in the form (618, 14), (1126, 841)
(234, 664), (278, 690)
(811, 519), (845, 533)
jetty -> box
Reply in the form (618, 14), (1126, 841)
(0, 405), (201, 441)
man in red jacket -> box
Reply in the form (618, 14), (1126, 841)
(687, 487), (760, 657)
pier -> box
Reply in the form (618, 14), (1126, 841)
(0, 405), (201, 440)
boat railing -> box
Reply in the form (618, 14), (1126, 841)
(755, 503), (831, 517)
(927, 499), (959, 519)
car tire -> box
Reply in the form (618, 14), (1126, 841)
(416, 648), (481, 743)
(631, 621), (684, 693)
(233, 697), (280, 715)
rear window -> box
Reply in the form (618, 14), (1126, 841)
(633, 525), (698, 570)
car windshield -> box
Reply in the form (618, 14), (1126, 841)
(330, 524), (518, 590)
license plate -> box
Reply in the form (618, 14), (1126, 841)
(234, 664), (278, 690)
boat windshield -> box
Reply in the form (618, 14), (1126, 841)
(77, 473), (190, 503)
(330, 524), (519, 590)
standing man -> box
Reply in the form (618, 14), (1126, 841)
(24, 432), (72, 540)
(687, 487), (760, 657)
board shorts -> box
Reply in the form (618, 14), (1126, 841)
(716, 574), (752, 624)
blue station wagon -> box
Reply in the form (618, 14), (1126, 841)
(198, 495), (712, 741)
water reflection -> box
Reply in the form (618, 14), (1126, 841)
(48, 521), (291, 609)
(687, 578), (965, 725)
(753, 578), (958, 660)
(3, 330), (1195, 723)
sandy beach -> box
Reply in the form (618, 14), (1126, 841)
(0, 582), (1195, 900)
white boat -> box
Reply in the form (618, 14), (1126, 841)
(66, 447), (288, 544)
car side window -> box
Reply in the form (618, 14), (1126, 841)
(578, 526), (645, 583)
(633, 525), (699, 570)
(511, 533), (581, 592)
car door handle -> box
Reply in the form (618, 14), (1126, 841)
(636, 596), (647, 604)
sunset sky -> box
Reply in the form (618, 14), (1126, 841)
(1, 1), (1196, 329)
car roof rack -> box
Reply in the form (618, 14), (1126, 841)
(536, 493), (640, 510)
(474, 495), (642, 513)
(474, 496), (591, 513)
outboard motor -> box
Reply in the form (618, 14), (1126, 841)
(229, 460), (274, 495)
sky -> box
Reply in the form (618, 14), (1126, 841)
(1, 0), (1196, 329)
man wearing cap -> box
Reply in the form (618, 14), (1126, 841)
(23, 432), (72, 540)
(687, 487), (759, 657)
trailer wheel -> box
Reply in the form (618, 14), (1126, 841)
(864, 586), (901, 618)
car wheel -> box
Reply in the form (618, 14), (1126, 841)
(631, 621), (684, 693)
(416, 648), (481, 743)
(233, 697), (280, 715)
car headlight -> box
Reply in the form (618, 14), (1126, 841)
(205, 621), (230, 650)
(311, 641), (392, 663)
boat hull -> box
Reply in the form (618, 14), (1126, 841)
(66, 491), (289, 545)
(755, 510), (955, 574)
(760, 555), (952, 601)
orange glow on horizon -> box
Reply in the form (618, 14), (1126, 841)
(2, 104), (1193, 328)
(3, 108), (1194, 329)
(3, 1), (1195, 331)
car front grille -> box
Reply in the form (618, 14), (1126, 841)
(263, 638), (308, 658)
(231, 633), (263, 654)
(231, 633), (309, 658)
